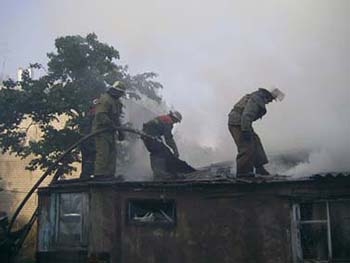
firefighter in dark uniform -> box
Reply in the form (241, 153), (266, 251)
(142, 111), (182, 179)
(228, 88), (285, 176)
(92, 81), (125, 178)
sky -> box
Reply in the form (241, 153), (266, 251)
(1, 0), (350, 174)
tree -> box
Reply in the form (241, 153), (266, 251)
(0, 33), (163, 175)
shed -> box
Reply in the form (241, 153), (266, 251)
(36, 167), (350, 263)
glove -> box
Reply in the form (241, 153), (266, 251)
(242, 131), (252, 141)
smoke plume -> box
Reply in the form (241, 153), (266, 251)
(2, 0), (350, 176)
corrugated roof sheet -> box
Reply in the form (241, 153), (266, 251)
(177, 161), (350, 183)
(49, 163), (350, 189)
(38, 154), (348, 188)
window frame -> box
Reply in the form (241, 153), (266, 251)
(292, 199), (350, 263)
(52, 192), (89, 249)
(126, 199), (177, 227)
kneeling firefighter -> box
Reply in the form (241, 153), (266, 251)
(142, 111), (183, 179)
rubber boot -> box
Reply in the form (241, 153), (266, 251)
(255, 166), (270, 175)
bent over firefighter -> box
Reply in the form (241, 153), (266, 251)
(228, 87), (285, 177)
(142, 111), (183, 179)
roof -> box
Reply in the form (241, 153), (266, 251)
(44, 161), (350, 191)
(177, 162), (350, 184)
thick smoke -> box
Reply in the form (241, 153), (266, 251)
(118, 97), (169, 180)
(3, 0), (350, 176)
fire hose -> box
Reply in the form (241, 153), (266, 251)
(7, 126), (165, 236)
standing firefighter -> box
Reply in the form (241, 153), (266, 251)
(92, 81), (125, 178)
(228, 88), (285, 176)
(142, 111), (182, 179)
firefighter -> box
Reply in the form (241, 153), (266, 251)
(92, 81), (125, 178)
(228, 87), (285, 176)
(142, 111), (182, 179)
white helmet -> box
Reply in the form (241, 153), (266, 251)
(107, 81), (126, 98)
(169, 110), (182, 122)
(269, 87), (285, 101)
(110, 81), (125, 93)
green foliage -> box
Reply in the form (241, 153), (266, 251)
(0, 33), (163, 175)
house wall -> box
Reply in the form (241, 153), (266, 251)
(37, 184), (294, 263)
(0, 153), (45, 261)
(89, 187), (121, 261)
(0, 155), (79, 261)
(119, 186), (292, 263)
(36, 179), (350, 263)
(0, 116), (79, 223)
(0, 154), (42, 223)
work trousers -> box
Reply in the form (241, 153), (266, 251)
(80, 138), (96, 178)
(228, 125), (268, 175)
(94, 132), (116, 176)
(142, 137), (175, 180)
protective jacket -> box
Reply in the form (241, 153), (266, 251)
(228, 88), (269, 131)
(143, 115), (179, 156)
(92, 92), (123, 176)
(92, 93), (122, 131)
(228, 88), (272, 175)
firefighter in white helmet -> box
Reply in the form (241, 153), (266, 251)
(228, 87), (285, 177)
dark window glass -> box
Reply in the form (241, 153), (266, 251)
(330, 200), (350, 260)
(300, 202), (327, 221)
(128, 200), (176, 225)
(300, 223), (328, 261)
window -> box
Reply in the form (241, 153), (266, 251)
(329, 201), (350, 260)
(127, 199), (176, 226)
(55, 193), (88, 247)
(292, 200), (350, 263)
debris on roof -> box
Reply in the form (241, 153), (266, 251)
(48, 159), (350, 190)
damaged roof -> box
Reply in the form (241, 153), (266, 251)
(177, 162), (350, 184)
(47, 161), (350, 190)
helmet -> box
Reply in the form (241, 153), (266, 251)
(269, 87), (285, 101)
(108, 81), (126, 97)
(169, 110), (182, 122)
(111, 81), (125, 92)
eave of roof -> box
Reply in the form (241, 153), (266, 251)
(38, 171), (350, 192)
